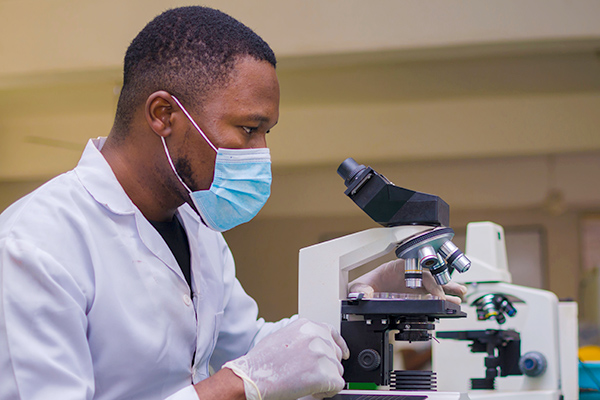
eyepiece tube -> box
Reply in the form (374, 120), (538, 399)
(404, 258), (423, 289)
(337, 158), (366, 186)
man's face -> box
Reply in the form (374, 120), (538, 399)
(175, 56), (280, 192)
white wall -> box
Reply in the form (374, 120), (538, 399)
(1, 1), (599, 321)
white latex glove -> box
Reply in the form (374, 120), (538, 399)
(222, 318), (350, 400)
(348, 259), (467, 304)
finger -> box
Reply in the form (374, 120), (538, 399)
(317, 374), (346, 398)
(422, 270), (446, 298)
(328, 333), (343, 363)
(347, 283), (374, 298)
(445, 294), (463, 305)
(348, 259), (406, 295)
(329, 326), (350, 360)
(373, 259), (406, 293)
(381, 258), (404, 274)
(443, 281), (468, 298)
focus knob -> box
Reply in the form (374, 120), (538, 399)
(519, 351), (547, 377)
(357, 349), (381, 371)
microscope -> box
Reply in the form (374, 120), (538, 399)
(298, 158), (472, 399)
(432, 222), (579, 400)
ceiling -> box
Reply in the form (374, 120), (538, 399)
(277, 42), (600, 106)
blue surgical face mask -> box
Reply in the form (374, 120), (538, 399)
(160, 95), (272, 232)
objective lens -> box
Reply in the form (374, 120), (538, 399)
(430, 257), (451, 285)
(498, 297), (517, 317)
(417, 245), (439, 270)
(404, 258), (423, 289)
(474, 293), (516, 324)
(477, 294), (499, 321)
(438, 240), (471, 273)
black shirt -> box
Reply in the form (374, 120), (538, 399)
(149, 215), (192, 289)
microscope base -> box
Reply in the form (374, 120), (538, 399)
(327, 390), (471, 399)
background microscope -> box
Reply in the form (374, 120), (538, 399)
(432, 222), (579, 400)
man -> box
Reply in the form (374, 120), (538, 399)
(0, 6), (464, 400)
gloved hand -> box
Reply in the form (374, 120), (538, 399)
(348, 259), (467, 304)
(222, 318), (350, 400)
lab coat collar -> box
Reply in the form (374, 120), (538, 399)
(75, 137), (202, 289)
(75, 137), (136, 215)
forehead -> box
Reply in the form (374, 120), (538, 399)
(202, 57), (280, 123)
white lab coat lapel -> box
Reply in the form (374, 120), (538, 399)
(178, 206), (226, 380)
(80, 137), (189, 287)
(178, 208), (202, 298)
(180, 207), (224, 307)
(79, 138), (232, 380)
(133, 212), (188, 286)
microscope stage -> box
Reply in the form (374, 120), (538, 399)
(342, 297), (466, 319)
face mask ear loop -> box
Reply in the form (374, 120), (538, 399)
(161, 136), (193, 194)
(171, 95), (218, 153)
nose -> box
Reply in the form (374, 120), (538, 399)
(250, 133), (268, 149)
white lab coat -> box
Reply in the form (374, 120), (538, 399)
(0, 138), (291, 400)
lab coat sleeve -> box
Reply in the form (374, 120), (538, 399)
(0, 237), (94, 400)
(209, 239), (296, 370)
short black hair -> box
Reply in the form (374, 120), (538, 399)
(113, 6), (276, 132)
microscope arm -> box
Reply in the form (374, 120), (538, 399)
(298, 225), (432, 330)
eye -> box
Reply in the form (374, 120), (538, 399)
(242, 126), (258, 135)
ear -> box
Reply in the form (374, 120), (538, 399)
(144, 91), (177, 138)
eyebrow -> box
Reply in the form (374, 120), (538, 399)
(245, 113), (278, 129)
(246, 113), (272, 123)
